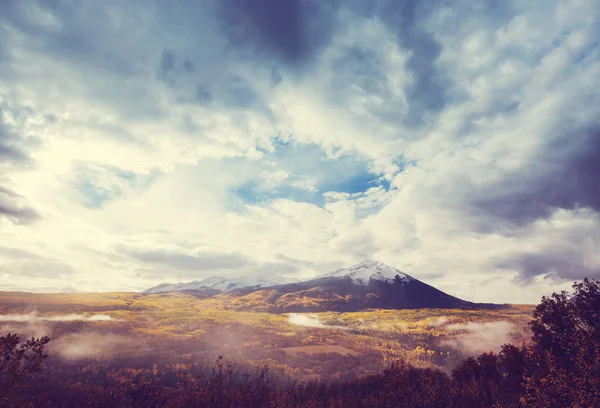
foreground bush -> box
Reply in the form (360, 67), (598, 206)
(1, 333), (50, 406)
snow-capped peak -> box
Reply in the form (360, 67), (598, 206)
(315, 260), (414, 286)
(142, 262), (412, 294)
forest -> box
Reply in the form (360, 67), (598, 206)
(1, 279), (599, 407)
(0, 290), (534, 383)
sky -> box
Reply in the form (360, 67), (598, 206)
(0, 0), (599, 303)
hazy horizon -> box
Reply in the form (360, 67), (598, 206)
(0, 259), (535, 305)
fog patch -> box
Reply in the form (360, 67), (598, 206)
(440, 321), (515, 356)
(428, 317), (448, 327)
(0, 313), (113, 322)
(51, 333), (132, 360)
(288, 313), (347, 330)
(0, 322), (51, 339)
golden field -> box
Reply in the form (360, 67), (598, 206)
(0, 291), (535, 381)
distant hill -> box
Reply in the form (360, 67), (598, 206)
(142, 260), (507, 312)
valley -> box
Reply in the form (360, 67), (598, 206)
(0, 290), (534, 381)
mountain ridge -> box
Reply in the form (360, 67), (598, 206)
(142, 260), (506, 312)
(142, 275), (301, 295)
(142, 260), (411, 295)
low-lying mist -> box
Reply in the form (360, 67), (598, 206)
(51, 332), (133, 360)
(0, 313), (113, 322)
(428, 317), (449, 327)
(287, 313), (347, 330)
(0, 312), (132, 360)
(440, 321), (516, 356)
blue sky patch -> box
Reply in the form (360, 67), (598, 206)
(231, 140), (393, 208)
(76, 179), (114, 209)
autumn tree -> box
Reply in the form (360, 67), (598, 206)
(0, 333), (50, 404)
(521, 278), (600, 407)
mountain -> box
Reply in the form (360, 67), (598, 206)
(142, 275), (301, 295)
(315, 260), (415, 285)
(143, 260), (505, 312)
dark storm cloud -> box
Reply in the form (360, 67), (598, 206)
(345, 0), (515, 126)
(352, 0), (449, 126)
(121, 246), (249, 271)
(0, 1), (164, 124)
(216, 0), (453, 122)
(330, 46), (389, 97)
(217, 0), (336, 66)
(0, 1), (136, 76)
(160, 49), (176, 73)
(392, 24), (446, 124)
(195, 86), (213, 105)
(158, 48), (176, 84)
(474, 129), (600, 226)
(498, 247), (600, 282)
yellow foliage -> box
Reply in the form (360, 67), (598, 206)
(0, 291), (535, 381)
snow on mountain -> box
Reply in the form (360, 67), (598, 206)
(142, 261), (410, 295)
(264, 276), (301, 286)
(315, 260), (414, 286)
(142, 280), (209, 294)
(142, 275), (301, 294)
(198, 276), (228, 288)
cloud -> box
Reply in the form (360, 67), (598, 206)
(67, 161), (159, 209)
(120, 244), (249, 272)
(0, 246), (77, 281)
(0, 0), (599, 304)
(0, 260), (74, 279)
(0, 186), (40, 224)
(217, 0), (335, 66)
(499, 251), (600, 282)
(0, 107), (37, 167)
(495, 209), (600, 281)
(440, 321), (516, 356)
(287, 313), (347, 330)
(473, 129), (600, 226)
(360, 0), (457, 126)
